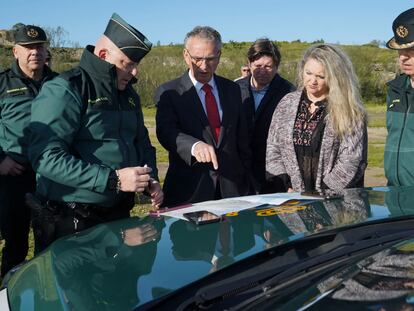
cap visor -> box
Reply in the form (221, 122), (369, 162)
(16, 40), (48, 45)
(387, 37), (414, 50)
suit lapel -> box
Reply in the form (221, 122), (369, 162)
(180, 73), (209, 125)
(255, 75), (279, 119)
(254, 91), (268, 119)
(240, 77), (256, 121)
(215, 76), (229, 146)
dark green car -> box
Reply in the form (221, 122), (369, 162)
(2, 186), (414, 310)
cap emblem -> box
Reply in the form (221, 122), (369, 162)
(396, 25), (409, 38)
(27, 28), (39, 38)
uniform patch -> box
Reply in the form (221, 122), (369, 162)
(128, 97), (135, 107)
(389, 99), (400, 108)
(6, 87), (28, 96)
(88, 97), (109, 106)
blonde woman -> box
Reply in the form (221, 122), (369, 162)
(266, 44), (367, 192)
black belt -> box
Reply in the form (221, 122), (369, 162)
(46, 200), (105, 221)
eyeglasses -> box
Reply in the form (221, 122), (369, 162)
(250, 64), (275, 71)
(185, 49), (221, 65)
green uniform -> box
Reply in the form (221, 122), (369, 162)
(0, 61), (56, 164)
(384, 73), (414, 186)
(30, 45), (158, 208)
(0, 60), (57, 277)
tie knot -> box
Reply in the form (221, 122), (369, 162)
(202, 83), (212, 93)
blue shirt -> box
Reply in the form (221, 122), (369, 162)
(251, 82), (269, 111)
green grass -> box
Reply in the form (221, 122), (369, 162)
(366, 102), (387, 128)
(368, 118), (386, 128)
(143, 107), (168, 165)
(368, 140), (385, 168)
(365, 102), (386, 169)
(142, 107), (156, 119)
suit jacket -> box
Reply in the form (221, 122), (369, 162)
(156, 72), (252, 207)
(236, 74), (295, 193)
(266, 91), (367, 192)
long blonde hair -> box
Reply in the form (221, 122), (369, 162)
(296, 44), (366, 139)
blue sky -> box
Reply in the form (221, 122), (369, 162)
(1, 1), (413, 47)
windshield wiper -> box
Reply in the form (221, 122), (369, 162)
(137, 217), (414, 311)
(230, 230), (410, 311)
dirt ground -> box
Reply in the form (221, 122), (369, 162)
(366, 127), (387, 187)
(365, 167), (386, 187)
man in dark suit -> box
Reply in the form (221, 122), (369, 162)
(236, 38), (295, 194)
(156, 26), (252, 207)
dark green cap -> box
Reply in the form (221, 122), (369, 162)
(104, 13), (152, 63)
(14, 25), (48, 45)
(387, 8), (414, 50)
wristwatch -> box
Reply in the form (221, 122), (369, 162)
(107, 170), (119, 192)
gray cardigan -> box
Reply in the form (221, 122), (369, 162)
(266, 91), (367, 192)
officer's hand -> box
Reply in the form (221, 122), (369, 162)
(116, 166), (152, 193)
(0, 156), (25, 176)
(146, 179), (164, 209)
(122, 223), (159, 246)
(193, 142), (219, 170)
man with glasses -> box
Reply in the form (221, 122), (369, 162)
(156, 26), (253, 207)
(236, 38), (295, 194)
(0, 24), (57, 276)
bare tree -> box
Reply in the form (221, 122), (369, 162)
(45, 26), (69, 48)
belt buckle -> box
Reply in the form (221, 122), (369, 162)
(74, 203), (90, 218)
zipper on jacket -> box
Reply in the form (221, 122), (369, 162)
(113, 77), (130, 166)
(395, 91), (411, 185)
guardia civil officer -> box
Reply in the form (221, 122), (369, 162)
(384, 8), (414, 186)
(29, 13), (163, 252)
(0, 25), (57, 277)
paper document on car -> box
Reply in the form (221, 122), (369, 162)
(158, 193), (323, 221)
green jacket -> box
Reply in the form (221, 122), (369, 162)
(0, 61), (56, 164)
(384, 73), (414, 186)
(29, 46), (158, 207)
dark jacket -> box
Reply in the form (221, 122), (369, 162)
(384, 73), (414, 186)
(29, 46), (157, 207)
(0, 61), (57, 164)
(156, 72), (252, 207)
(236, 74), (295, 193)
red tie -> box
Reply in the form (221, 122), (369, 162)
(202, 84), (221, 142)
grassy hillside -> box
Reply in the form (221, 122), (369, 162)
(135, 41), (398, 106)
